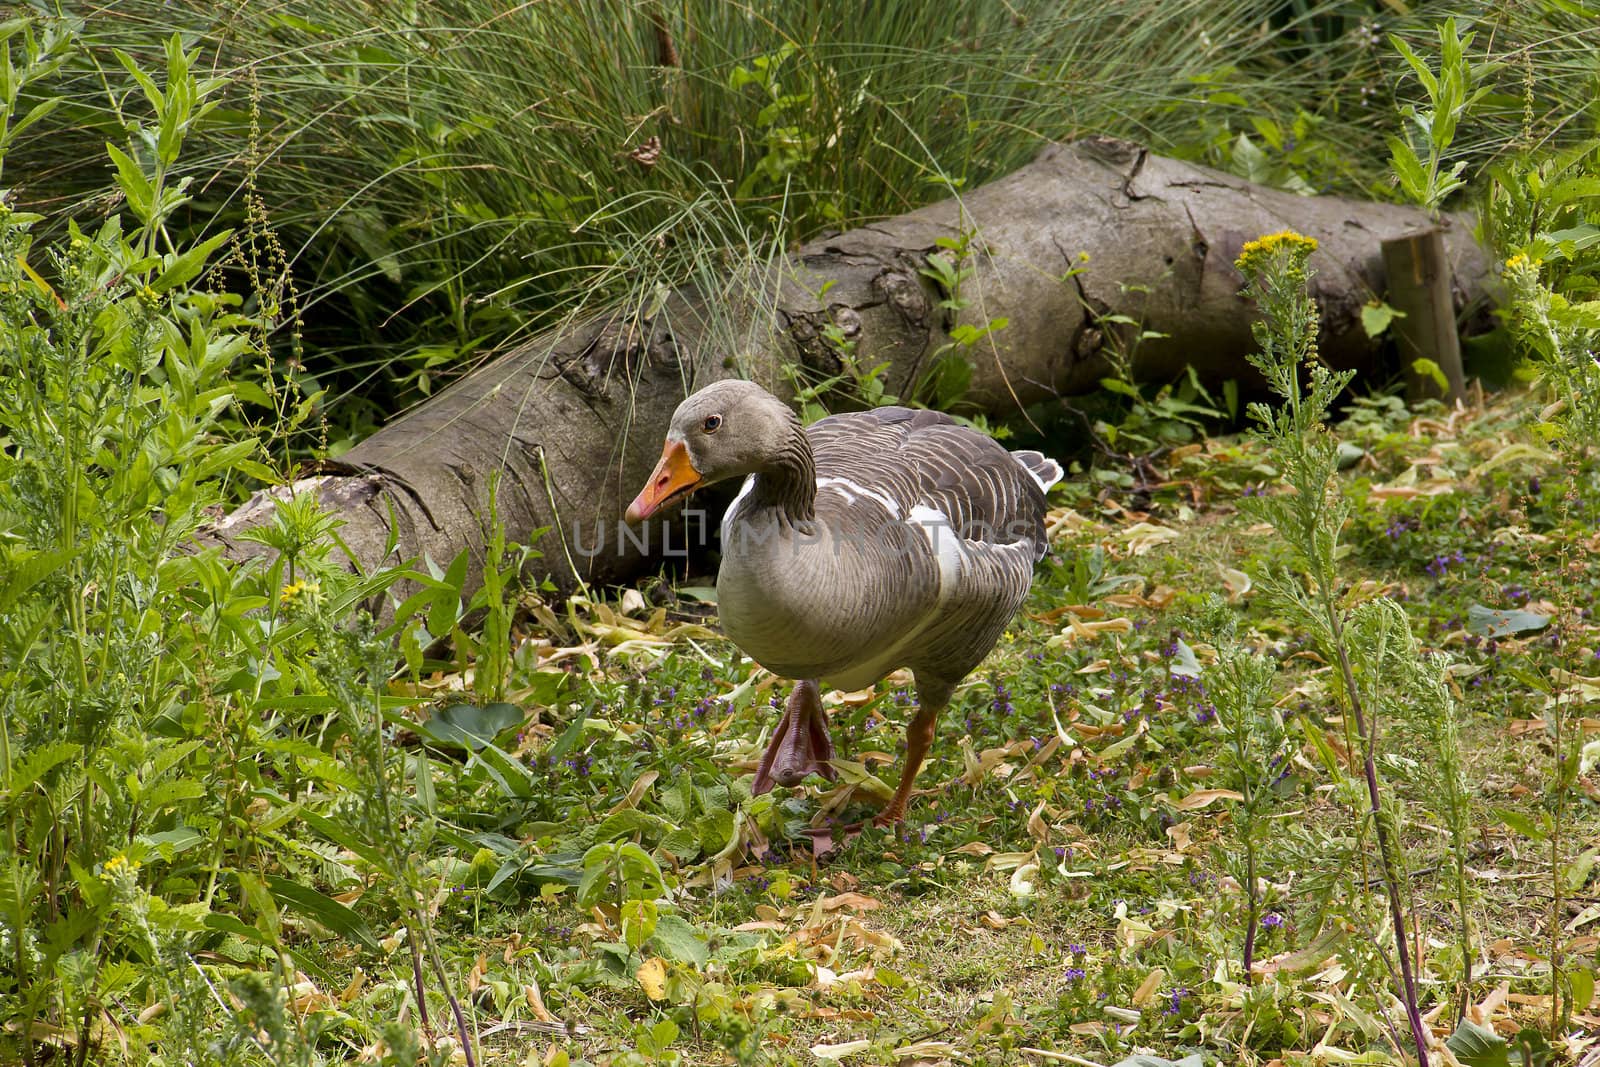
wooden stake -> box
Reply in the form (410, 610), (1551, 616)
(1382, 227), (1466, 404)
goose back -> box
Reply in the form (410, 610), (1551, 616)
(716, 405), (1057, 691)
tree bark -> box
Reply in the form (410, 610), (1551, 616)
(198, 137), (1497, 600)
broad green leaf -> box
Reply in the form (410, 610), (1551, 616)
(264, 875), (380, 952)
(470, 742), (537, 800)
(660, 826), (701, 860)
(1232, 132), (1270, 184)
(113, 47), (165, 111)
(1412, 357), (1449, 393)
(1567, 847), (1599, 893)
(9, 96), (59, 141)
(204, 911), (275, 947)
(1387, 134), (1427, 201)
(1568, 968), (1596, 1022)
(523, 670), (570, 706)
(1545, 224), (1600, 256)
(152, 230), (233, 294)
(621, 899), (658, 951)
(417, 702), (524, 752)
(594, 809), (676, 845)
(138, 779), (206, 813)
(1468, 603), (1551, 638)
(579, 842), (665, 908)
(105, 143), (154, 220)
(298, 810), (389, 870)
(1493, 806), (1549, 842)
(649, 913), (709, 968)
(1389, 36), (1438, 99)
(546, 714), (586, 765)
(1445, 1018), (1510, 1067)
(695, 809), (735, 854)
(4, 740), (80, 796)
(413, 750), (436, 815)
(1360, 301), (1403, 338)
(139, 827), (206, 858)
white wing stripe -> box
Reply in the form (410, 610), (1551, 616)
(909, 503), (964, 601)
(816, 475), (901, 518)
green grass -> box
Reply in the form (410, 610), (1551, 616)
(4, 172), (1596, 1058)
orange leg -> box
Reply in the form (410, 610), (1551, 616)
(872, 678), (952, 827)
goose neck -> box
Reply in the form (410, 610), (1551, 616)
(749, 421), (815, 522)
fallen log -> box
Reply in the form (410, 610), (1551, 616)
(200, 137), (1497, 600)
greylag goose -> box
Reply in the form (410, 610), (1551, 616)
(625, 380), (1061, 827)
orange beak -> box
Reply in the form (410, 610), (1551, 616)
(625, 439), (703, 522)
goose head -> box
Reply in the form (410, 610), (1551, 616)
(625, 380), (799, 522)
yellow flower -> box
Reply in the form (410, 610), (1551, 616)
(1503, 252), (1542, 272)
(1235, 230), (1319, 275)
(1240, 231), (1319, 257)
(280, 579), (320, 606)
(104, 854), (139, 875)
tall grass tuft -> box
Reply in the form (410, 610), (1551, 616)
(5, 1), (1588, 436)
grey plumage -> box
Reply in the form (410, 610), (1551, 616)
(631, 379), (1061, 825)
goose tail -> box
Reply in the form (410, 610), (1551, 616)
(1010, 449), (1063, 493)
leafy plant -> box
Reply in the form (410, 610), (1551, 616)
(1234, 229), (1430, 1064)
(0, 27), (265, 1063)
(1191, 598), (1289, 986)
(1387, 17), (1491, 214)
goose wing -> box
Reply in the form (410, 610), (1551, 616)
(806, 407), (1057, 560)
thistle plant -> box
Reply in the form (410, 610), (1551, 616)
(1234, 232), (1430, 1065)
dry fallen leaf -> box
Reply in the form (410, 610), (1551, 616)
(524, 979), (555, 1023)
(606, 769), (659, 814)
(339, 968), (366, 1004)
(1221, 565), (1252, 601)
(636, 957), (667, 1000)
(1027, 799), (1051, 843)
(1132, 967), (1167, 1006)
(1121, 521), (1181, 555)
(811, 1039), (872, 1061)
(1174, 787), (1244, 810)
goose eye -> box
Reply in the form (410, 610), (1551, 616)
(702, 414), (723, 433)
